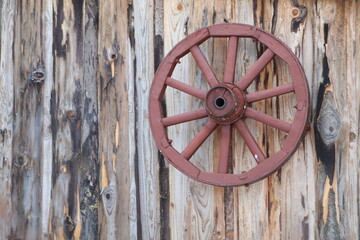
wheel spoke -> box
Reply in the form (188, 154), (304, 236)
(218, 125), (232, 173)
(181, 120), (218, 160)
(244, 107), (292, 133)
(190, 45), (219, 87)
(237, 48), (275, 90)
(166, 77), (207, 100)
(234, 120), (265, 163)
(162, 108), (208, 127)
(246, 83), (295, 103)
(223, 36), (238, 83)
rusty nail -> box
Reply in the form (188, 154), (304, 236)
(14, 153), (28, 167)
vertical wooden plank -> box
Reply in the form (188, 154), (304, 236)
(80, 0), (100, 239)
(154, 0), (171, 238)
(211, 1), (232, 239)
(164, 1), (219, 239)
(232, 1), (269, 239)
(269, 0), (316, 239)
(132, 0), (161, 238)
(11, 1), (48, 238)
(318, 1), (360, 239)
(164, 0), (192, 238)
(40, 0), (54, 238)
(51, 0), (87, 238)
(98, 0), (134, 239)
(338, 2), (359, 238)
(314, 1), (345, 239)
(0, 1), (14, 238)
(127, 11), (139, 239)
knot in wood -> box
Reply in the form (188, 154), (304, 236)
(66, 110), (76, 119)
(291, 8), (300, 18)
(291, 5), (307, 32)
(14, 153), (29, 168)
(102, 185), (115, 214)
(31, 68), (46, 83)
(0, 129), (7, 144)
(349, 132), (357, 142)
(317, 91), (341, 145)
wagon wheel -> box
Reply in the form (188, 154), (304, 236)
(149, 23), (309, 186)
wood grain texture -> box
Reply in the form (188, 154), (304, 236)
(165, 1), (219, 239)
(11, 1), (47, 238)
(127, 2), (140, 239)
(320, 1), (360, 239)
(51, 1), (84, 238)
(40, 0), (53, 238)
(0, 0), (359, 239)
(0, 1), (14, 238)
(97, 0), (134, 239)
(232, 1), (269, 239)
(133, 0), (161, 239)
(80, 1), (100, 239)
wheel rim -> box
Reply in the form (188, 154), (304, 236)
(149, 23), (309, 186)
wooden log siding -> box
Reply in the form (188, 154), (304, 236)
(0, 0), (359, 239)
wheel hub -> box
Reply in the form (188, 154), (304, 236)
(205, 83), (246, 124)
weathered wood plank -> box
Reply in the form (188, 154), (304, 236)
(317, 1), (360, 239)
(211, 2), (232, 239)
(98, 0), (136, 239)
(269, 1), (316, 240)
(133, 0), (162, 238)
(232, 1), (269, 239)
(127, 16), (139, 240)
(154, 0), (171, 238)
(40, 0), (54, 238)
(51, 1), (85, 238)
(164, 1), (219, 239)
(80, 1), (100, 239)
(11, 1), (48, 238)
(0, 1), (14, 238)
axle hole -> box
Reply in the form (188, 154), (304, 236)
(214, 97), (226, 109)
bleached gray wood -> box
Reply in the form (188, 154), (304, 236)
(0, 1), (14, 238)
(40, 0), (53, 238)
(133, 0), (161, 239)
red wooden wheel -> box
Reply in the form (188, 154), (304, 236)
(149, 23), (309, 186)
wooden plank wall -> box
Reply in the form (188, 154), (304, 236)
(0, 0), (359, 239)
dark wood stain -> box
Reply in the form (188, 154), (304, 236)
(54, 0), (66, 59)
(290, 5), (307, 33)
(71, 0), (84, 63)
(271, 0), (279, 34)
(321, 189), (340, 239)
(314, 23), (336, 184)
